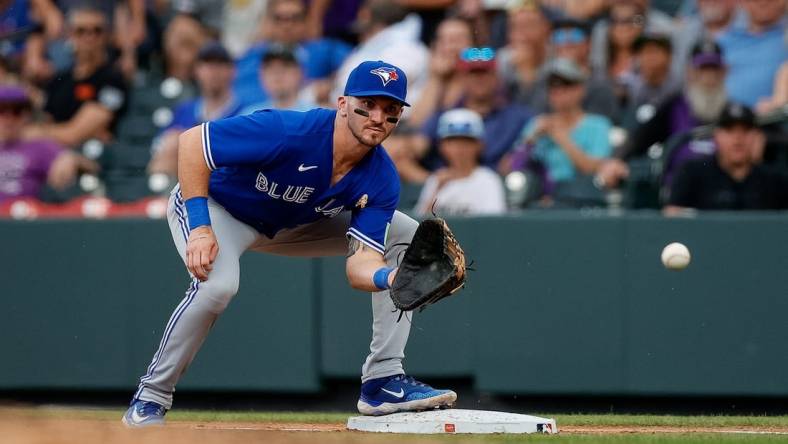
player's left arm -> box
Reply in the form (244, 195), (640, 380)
(346, 238), (396, 292)
(344, 167), (400, 292)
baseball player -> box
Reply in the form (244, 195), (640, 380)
(122, 60), (457, 427)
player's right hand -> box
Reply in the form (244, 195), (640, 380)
(186, 226), (219, 281)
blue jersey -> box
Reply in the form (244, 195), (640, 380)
(202, 108), (400, 254)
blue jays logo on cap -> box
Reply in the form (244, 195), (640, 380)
(344, 60), (410, 106)
(370, 66), (399, 86)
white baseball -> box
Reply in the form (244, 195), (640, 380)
(661, 242), (691, 270)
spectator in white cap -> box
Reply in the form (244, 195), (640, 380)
(415, 108), (506, 216)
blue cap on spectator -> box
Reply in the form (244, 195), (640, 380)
(437, 108), (485, 140)
(343, 60), (410, 106)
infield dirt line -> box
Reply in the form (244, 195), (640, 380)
(174, 422), (788, 435)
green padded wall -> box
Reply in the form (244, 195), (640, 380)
(2, 213), (787, 396)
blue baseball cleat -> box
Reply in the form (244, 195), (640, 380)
(121, 399), (167, 427)
(358, 374), (457, 415)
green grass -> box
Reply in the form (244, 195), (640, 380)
(546, 413), (788, 428)
(26, 406), (788, 427)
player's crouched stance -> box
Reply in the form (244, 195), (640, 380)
(122, 61), (456, 427)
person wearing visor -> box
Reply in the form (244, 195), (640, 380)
(122, 60), (457, 427)
(509, 58), (612, 198)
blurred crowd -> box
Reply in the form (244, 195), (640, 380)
(0, 0), (787, 218)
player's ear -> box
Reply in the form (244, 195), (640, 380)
(338, 96), (348, 117)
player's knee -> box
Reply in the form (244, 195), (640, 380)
(198, 278), (239, 314)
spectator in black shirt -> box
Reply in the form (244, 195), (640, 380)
(665, 103), (788, 214)
(25, 4), (129, 149)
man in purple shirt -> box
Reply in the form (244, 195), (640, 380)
(596, 41), (730, 188)
(0, 85), (96, 202)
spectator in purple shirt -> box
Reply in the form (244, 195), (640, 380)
(0, 85), (97, 202)
(597, 41), (730, 188)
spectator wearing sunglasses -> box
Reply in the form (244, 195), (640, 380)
(0, 85), (97, 202)
(26, 5), (128, 149)
(419, 47), (532, 172)
(510, 58), (612, 193)
(590, 0), (675, 79)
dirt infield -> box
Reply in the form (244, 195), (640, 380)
(0, 408), (788, 444)
(4, 414), (788, 444)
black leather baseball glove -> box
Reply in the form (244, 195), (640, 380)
(390, 217), (466, 312)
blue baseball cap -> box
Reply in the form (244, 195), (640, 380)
(343, 60), (410, 106)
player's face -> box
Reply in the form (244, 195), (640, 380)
(344, 96), (403, 147)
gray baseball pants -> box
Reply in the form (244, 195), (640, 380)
(134, 186), (417, 408)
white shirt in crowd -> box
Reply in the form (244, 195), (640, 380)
(416, 167), (507, 216)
